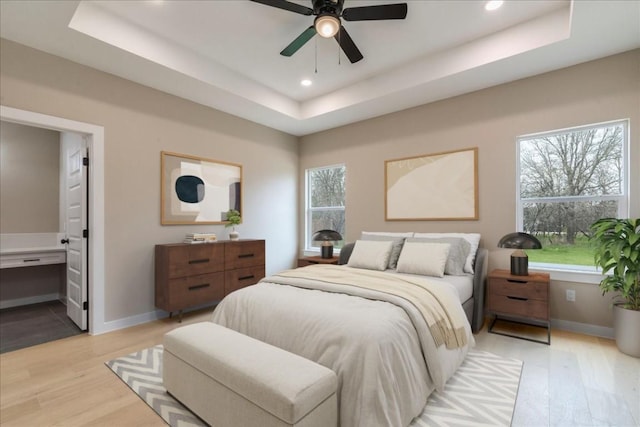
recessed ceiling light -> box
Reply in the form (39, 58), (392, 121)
(485, 1), (504, 11)
(301, 79), (312, 87)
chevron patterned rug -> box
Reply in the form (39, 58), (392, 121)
(106, 345), (522, 427)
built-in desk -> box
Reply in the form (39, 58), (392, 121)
(0, 233), (66, 269)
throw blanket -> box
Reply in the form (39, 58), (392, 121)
(271, 265), (468, 349)
(211, 265), (474, 427)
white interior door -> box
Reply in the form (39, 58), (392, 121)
(64, 134), (88, 330)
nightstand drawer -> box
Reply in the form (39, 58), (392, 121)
(489, 277), (548, 301)
(487, 293), (549, 320)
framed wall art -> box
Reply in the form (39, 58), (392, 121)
(161, 151), (242, 225)
(385, 147), (478, 221)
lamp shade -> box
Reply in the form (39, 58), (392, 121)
(498, 232), (542, 249)
(498, 232), (542, 276)
(312, 229), (342, 259)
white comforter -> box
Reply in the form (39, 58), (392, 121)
(211, 265), (474, 427)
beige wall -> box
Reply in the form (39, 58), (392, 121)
(300, 50), (640, 329)
(0, 120), (60, 233)
(0, 39), (299, 323)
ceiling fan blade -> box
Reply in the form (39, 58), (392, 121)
(280, 26), (317, 57)
(250, 0), (313, 16)
(334, 26), (363, 64)
(342, 3), (408, 21)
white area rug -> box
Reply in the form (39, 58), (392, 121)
(106, 345), (522, 427)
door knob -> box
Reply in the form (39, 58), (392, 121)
(61, 238), (70, 244)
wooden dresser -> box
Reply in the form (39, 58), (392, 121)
(155, 239), (265, 320)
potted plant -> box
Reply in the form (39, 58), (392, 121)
(225, 209), (242, 241)
(590, 217), (640, 357)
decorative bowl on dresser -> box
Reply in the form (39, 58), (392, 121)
(486, 268), (551, 345)
(155, 239), (265, 321)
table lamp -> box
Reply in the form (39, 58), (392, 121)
(312, 229), (343, 259)
(498, 232), (542, 276)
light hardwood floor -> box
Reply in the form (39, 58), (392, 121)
(1, 310), (638, 427)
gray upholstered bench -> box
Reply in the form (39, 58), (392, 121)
(163, 322), (338, 427)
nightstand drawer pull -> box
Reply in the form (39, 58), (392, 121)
(189, 258), (210, 264)
(506, 279), (528, 284)
(238, 275), (255, 281)
(188, 283), (210, 291)
(507, 296), (528, 301)
(23, 258), (41, 263)
(238, 253), (255, 259)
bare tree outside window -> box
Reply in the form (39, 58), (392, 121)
(306, 165), (346, 250)
(518, 121), (627, 267)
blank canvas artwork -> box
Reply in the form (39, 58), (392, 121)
(385, 148), (478, 221)
(161, 151), (242, 225)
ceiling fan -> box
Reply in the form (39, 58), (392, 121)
(251, 0), (408, 64)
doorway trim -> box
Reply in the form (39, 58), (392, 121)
(1, 105), (106, 335)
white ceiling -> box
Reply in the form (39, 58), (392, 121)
(1, 0), (639, 136)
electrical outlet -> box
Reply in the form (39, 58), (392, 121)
(566, 289), (576, 302)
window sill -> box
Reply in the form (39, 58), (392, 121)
(529, 262), (604, 284)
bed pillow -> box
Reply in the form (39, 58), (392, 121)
(413, 233), (480, 274)
(406, 237), (470, 276)
(360, 233), (406, 269)
(396, 241), (451, 277)
(347, 240), (394, 271)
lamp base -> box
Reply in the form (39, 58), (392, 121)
(510, 253), (529, 276)
(321, 245), (334, 259)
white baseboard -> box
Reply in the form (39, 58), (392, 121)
(551, 318), (614, 339)
(0, 293), (60, 309)
(94, 309), (166, 335)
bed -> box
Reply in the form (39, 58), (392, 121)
(211, 232), (488, 427)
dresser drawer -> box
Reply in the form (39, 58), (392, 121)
(225, 265), (265, 294)
(166, 244), (225, 278)
(487, 293), (549, 321)
(225, 241), (265, 270)
(165, 272), (225, 310)
(489, 277), (548, 301)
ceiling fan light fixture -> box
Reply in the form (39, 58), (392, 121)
(315, 14), (340, 38)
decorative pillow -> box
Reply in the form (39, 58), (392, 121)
(406, 237), (470, 275)
(360, 233), (407, 269)
(347, 240), (394, 271)
(396, 241), (451, 277)
(413, 233), (480, 274)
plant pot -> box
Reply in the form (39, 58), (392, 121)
(613, 304), (640, 358)
(229, 230), (239, 241)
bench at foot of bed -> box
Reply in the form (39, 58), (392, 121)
(163, 322), (338, 427)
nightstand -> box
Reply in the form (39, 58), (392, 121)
(297, 255), (339, 267)
(486, 269), (551, 345)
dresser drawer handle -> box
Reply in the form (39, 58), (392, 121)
(506, 279), (528, 284)
(189, 258), (210, 264)
(507, 296), (528, 301)
(239, 275), (255, 281)
(188, 283), (210, 291)
(23, 258), (41, 263)
(238, 253), (255, 259)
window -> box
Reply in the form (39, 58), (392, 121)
(305, 164), (346, 252)
(517, 120), (628, 270)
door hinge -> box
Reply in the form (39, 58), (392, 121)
(83, 157), (89, 166)
(83, 301), (88, 310)
(83, 229), (89, 238)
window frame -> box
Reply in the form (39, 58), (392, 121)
(304, 163), (346, 254)
(516, 119), (630, 274)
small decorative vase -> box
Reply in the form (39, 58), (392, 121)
(229, 228), (239, 241)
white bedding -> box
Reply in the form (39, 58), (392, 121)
(389, 271), (474, 303)
(211, 265), (474, 427)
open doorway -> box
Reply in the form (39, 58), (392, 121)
(0, 121), (88, 352)
(0, 105), (106, 337)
